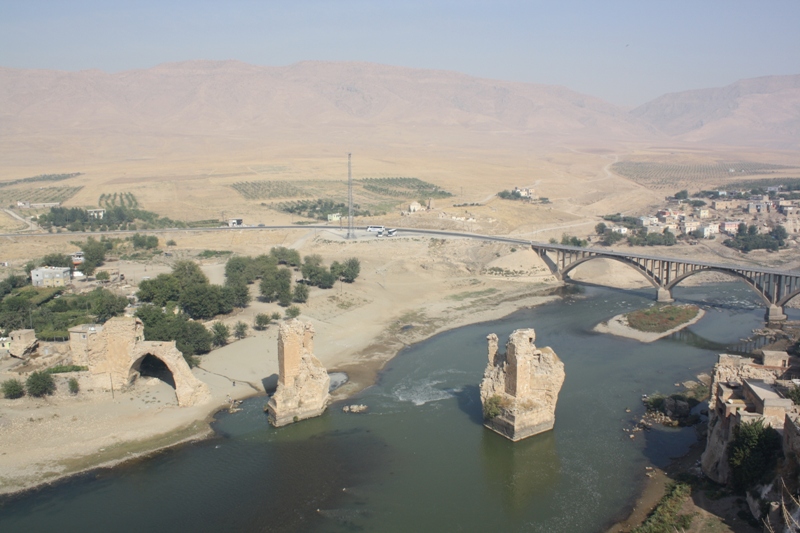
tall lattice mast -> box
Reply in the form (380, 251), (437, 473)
(347, 153), (354, 239)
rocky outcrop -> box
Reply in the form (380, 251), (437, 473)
(77, 317), (210, 407)
(701, 354), (785, 484)
(480, 328), (565, 441)
(267, 319), (330, 427)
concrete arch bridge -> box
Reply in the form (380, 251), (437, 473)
(531, 242), (800, 323)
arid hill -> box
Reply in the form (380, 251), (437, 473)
(632, 74), (800, 149)
(0, 60), (658, 152)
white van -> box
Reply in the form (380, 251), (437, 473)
(366, 225), (385, 232)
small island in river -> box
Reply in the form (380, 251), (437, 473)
(594, 304), (705, 343)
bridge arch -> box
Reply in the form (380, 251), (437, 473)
(665, 267), (770, 306)
(778, 290), (800, 308)
(560, 255), (660, 289)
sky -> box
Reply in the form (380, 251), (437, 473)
(1, 0), (799, 106)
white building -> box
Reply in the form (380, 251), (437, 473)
(31, 266), (71, 287)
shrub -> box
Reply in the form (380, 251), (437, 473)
(45, 365), (88, 374)
(68, 378), (79, 395)
(234, 321), (248, 340)
(26, 371), (56, 397)
(211, 322), (230, 347)
(166, 239), (176, 246)
(254, 313), (271, 330)
(96, 271), (110, 281)
(285, 306), (301, 319)
(727, 419), (783, 492)
(786, 386), (800, 405)
(483, 395), (504, 420)
(2, 378), (25, 399)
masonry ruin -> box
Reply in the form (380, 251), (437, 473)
(267, 319), (330, 427)
(68, 316), (210, 407)
(480, 328), (565, 441)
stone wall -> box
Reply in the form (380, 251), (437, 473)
(480, 328), (565, 442)
(267, 319), (330, 427)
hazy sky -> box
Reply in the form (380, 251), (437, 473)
(1, 0), (799, 106)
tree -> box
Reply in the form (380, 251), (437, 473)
(211, 322), (230, 347)
(674, 190), (689, 200)
(224, 280), (251, 308)
(748, 224), (758, 236)
(234, 321), (248, 340)
(340, 258), (361, 283)
(770, 225), (788, 246)
(68, 377), (79, 395)
(292, 283), (309, 303)
(41, 253), (73, 270)
(137, 273), (181, 306)
(180, 284), (223, 320)
(737, 222), (747, 236)
(285, 305), (301, 319)
(254, 313), (271, 330)
(1, 378), (24, 399)
(80, 238), (106, 275)
(728, 419), (782, 492)
(26, 371), (56, 397)
(96, 271), (110, 281)
(91, 288), (128, 322)
(171, 260), (209, 292)
(595, 222), (607, 235)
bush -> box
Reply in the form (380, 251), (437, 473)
(211, 322), (230, 347)
(166, 239), (176, 246)
(727, 419), (783, 492)
(68, 378), (79, 395)
(292, 283), (309, 303)
(96, 271), (110, 281)
(2, 378), (25, 399)
(254, 313), (271, 330)
(234, 321), (248, 340)
(45, 365), (88, 374)
(483, 395), (503, 420)
(285, 306), (301, 319)
(26, 371), (56, 397)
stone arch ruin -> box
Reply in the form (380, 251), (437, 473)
(69, 316), (210, 407)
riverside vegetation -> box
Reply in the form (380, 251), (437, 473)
(625, 304), (700, 333)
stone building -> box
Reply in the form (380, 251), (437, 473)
(8, 329), (37, 359)
(480, 328), (565, 441)
(70, 317), (209, 407)
(267, 319), (330, 427)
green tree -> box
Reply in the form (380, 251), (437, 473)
(137, 273), (181, 306)
(727, 419), (783, 492)
(26, 371), (56, 397)
(91, 288), (128, 322)
(674, 190), (689, 200)
(211, 322), (230, 347)
(770, 225), (788, 246)
(1, 378), (25, 399)
(224, 280), (251, 308)
(340, 258), (361, 283)
(254, 313), (271, 330)
(41, 253), (73, 270)
(292, 283), (309, 303)
(172, 260), (209, 292)
(234, 321), (248, 340)
(96, 271), (110, 281)
(80, 238), (106, 275)
(595, 222), (607, 235)
(285, 305), (301, 319)
(180, 284), (222, 320)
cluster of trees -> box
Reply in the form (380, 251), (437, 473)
(38, 205), (185, 232)
(224, 248), (360, 307)
(724, 224), (787, 252)
(131, 233), (158, 250)
(627, 228), (677, 247)
(135, 304), (212, 363)
(137, 261), (249, 320)
(497, 189), (524, 201)
(1, 372), (58, 399)
(550, 234), (588, 247)
(0, 285), (127, 339)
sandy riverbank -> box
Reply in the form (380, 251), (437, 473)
(0, 234), (564, 496)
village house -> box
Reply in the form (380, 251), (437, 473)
(720, 220), (744, 235)
(610, 226), (628, 235)
(87, 209), (105, 219)
(680, 220), (700, 235)
(31, 266), (71, 287)
(712, 200), (740, 210)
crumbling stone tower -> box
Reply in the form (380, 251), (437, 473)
(267, 319), (330, 427)
(480, 328), (565, 441)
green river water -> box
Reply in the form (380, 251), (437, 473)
(0, 283), (781, 532)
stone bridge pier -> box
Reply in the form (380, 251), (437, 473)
(532, 243), (799, 325)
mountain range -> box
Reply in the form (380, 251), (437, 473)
(1, 60), (798, 151)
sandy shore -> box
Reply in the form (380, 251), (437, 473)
(594, 308), (706, 343)
(0, 234), (564, 496)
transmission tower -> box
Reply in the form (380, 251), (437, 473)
(347, 153), (354, 239)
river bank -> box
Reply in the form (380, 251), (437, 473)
(0, 247), (562, 497)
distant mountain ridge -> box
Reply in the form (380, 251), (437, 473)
(0, 60), (798, 150)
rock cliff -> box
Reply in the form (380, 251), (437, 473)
(480, 328), (565, 441)
(267, 319), (330, 427)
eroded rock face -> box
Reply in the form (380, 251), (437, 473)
(267, 319), (330, 427)
(480, 328), (565, 441)
(78, 317), (210, 407)
(9, 329), (38, 359)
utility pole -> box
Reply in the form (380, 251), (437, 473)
(347, 153), (354, 239)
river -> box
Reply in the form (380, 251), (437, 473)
(0, 283), (786, 532)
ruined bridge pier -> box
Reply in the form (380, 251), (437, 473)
(531, 243), (800, 324)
